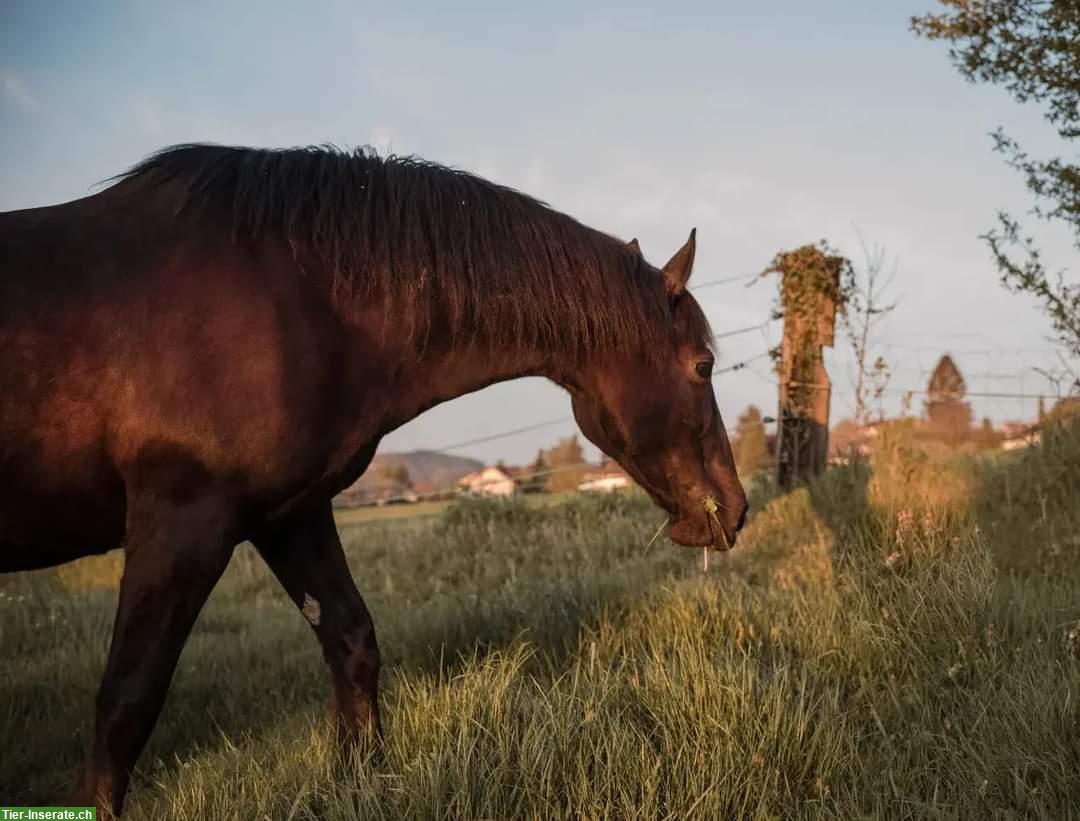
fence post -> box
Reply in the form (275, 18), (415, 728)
(772, 246), (844, 491)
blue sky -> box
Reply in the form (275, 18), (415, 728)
(2, 0), (1076, 465)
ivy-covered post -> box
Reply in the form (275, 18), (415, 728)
(767, 244), (852, 491)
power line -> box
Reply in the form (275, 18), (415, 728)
(713, 350), (774, 375)
(421, 349), (777, 456)
(414, 276), (773, 454)
(879, 343), (1069, 357)
(390, 284), (1072, 467)
(688, 271), (761, 291)
(371, 376), (1076, 505)
(785, 380), (1074, 402)
(416, 363), (1074, 465)
(351, 459), (617, 507)
(715, 320), (771, 340)
(366, 354), (1075, 508)
(433, 416), (573, 452)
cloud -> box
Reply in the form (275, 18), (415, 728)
(1, 71), (42, 114)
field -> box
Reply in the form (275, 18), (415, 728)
(3, 422), (1080, 819)
(331, 493), (565, 528)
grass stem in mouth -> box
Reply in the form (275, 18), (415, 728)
(703, 495), (730, 552)
(702, 493), (739, 514)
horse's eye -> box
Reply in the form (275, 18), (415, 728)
(695, 359), (714, 380)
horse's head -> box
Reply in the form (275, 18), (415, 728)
(568, 229), (749, 550)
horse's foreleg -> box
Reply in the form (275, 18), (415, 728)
(73, 494), (235, 818)
(253, 502), (382, 749)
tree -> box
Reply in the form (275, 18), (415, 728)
(912, 3), (1080, 369)
(868, 356), (894, 423)
(519, 450), (548, 494)
(842, 232), (899, 426)
(543, 434), (588, 493)
(544, 435), (585, 468)
(733, 405), (769, 476)
(973, 417), (1003, 451)
(378, 463), (411, 487)
(830, 417), (865, 461)
(924, 354), (973, 446)
(1045, 395), (1080, 426)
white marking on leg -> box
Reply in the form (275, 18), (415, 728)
(302, 593), (321, 626)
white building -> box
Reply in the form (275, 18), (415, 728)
(1001, 430), (1041, 451)
(578, 472), (631, 493)
(458, 466), (517, 497)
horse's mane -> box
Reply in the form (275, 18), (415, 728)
(113, 143), (712, 357)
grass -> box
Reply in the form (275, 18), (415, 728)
(332, 492), (566, 528)
(2, 422), (1079, 819)
(333, 499), (452, 527)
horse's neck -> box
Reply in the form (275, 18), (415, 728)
(375, 340), (564, 437)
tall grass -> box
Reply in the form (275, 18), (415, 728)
(2, 423), (1079, 819)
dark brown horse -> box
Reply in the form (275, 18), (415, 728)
(0, 144), (748, 815)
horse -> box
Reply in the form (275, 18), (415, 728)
(0, 143), (749, 816)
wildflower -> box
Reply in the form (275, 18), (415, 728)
(895, 509), (914, 545)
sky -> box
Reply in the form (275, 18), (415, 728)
(2, 0), (1076, 466)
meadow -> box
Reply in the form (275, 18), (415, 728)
(2, 421), (1079, 820)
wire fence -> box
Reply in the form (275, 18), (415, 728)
(348, 266), (1078, 508)
(344, 459), (621, 507)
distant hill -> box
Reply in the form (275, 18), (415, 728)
(336, 450), (483, 505)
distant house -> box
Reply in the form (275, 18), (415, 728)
(411, 480), (452, 501)
(828, 416), (1046, 457)
(334, 478), (417, 508)
(333, 449), (481, 507)
(578, 471), (630, 493)
(1000, 422), (1041, 451)
(828, 418), (892, 463)
(375, 485), (419, 505)
(458, 466), (517, 497)
(578, 460), (632, 493)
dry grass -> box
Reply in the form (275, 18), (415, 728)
(2, 423), (1079, 819)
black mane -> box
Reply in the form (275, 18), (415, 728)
(114, 143), (712, 355)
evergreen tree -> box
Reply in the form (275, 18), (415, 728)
(924, 355), (973, 447)
(520, 450), (548, 494)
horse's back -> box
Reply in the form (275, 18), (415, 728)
(1, 191), (375, 572)
(1, 193), (265, 569)
(0, 197), (138, 569)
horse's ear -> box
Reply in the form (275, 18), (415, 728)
(626, 238), (641, 255)
(661, 228), (696, 296)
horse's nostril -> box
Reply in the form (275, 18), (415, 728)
(735, 505), (748, 533)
